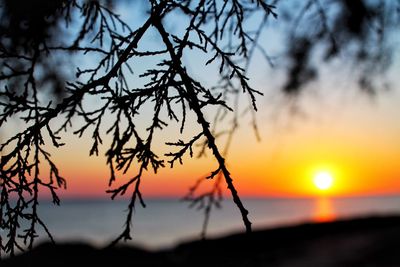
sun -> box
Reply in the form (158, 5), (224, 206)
(313, 171), (334, 190)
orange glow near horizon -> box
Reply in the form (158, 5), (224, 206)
(51, 139), (400, 199)
(41, 88), (400, 199)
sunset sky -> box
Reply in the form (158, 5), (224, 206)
(42, 1), (399, 200)
(48, 50), (400, 199)
(5, 1), (400, 200)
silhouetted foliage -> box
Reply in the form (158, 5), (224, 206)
(0, 0), (398, 258)
(282, 0), (399, 94)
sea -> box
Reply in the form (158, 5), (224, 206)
(28, 196), (400, 250)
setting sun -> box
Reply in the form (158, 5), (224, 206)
(313, 171), (334, 190)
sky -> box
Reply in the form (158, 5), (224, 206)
(52, 61), (400, 199)
(5, 1), (400, 200)
(52, 79), (400, 199)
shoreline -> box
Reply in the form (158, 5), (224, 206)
(4, 214), (400, 266)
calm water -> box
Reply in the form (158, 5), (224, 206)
(31, 196), (400, 250)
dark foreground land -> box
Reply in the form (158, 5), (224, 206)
(4, 215), (400, 267)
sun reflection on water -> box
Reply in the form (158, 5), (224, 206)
(313, 198), (336, 222)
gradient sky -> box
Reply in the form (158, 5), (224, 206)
(6, 1), (400, 200)
(50, 44), (400, 199)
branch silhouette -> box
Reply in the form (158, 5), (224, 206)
(0, 0), (398, 257)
